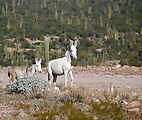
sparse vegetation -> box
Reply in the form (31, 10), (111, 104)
(0, 0), (141, 66)
(0, 85), (142, 120)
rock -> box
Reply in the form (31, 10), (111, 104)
(121, 100), (141, 112)
(127, 107), (140, 112)
(123, 65), (129, 69)
(138, 96), (142, 101)
(94, 115), (98, 120)
(53, 115), (61, 120)
(114, 64), (121, 68)
(96, 48), (102, 53)
(127, 101), (140, 112)
(19, 109), (30, 118)
(86, 65), (92, 69)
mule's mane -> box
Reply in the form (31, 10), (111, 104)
(65, 51), (70, 57)
(26, 65), (34, 73)
(26, 66), (30, 72)
(65, 50), (73, 63)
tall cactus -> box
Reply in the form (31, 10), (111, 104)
(4, 43), (8, 59)
(2, 7), (5, 16)
(20, 16), (23, 28)
(18, 0), (21, 7)
(12, 0), (15, 14)
(44, 37), (49, 66)
(55, 10), (58, 20)
(88, 6), (92, 15)
(23, 28), (25, 38)
(100, 15), (103, 27)
(108, 5), (112, 18)
(7, 19), (11, 30)
(84, 17), (88, 30)
(113, 27), (119, 40)
(5, 3), (8, 16)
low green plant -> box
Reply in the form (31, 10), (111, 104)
(33, 103), (93, 120)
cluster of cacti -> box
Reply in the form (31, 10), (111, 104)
(0, 0), (141, 66)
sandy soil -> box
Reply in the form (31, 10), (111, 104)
(0, 66), (142, 93)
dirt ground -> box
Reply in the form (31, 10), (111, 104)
(0, 65), (142, 93)
(0, 66), (142, 120)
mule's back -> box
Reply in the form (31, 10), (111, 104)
(8, 67), (27, 81)
(47, 57), (67, 75)
(47, 51), (72, 76)
(26, 65), (36, 77)
(15, 68), (27, 78)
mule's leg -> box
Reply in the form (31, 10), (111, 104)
(64, 71), (68, 87)
(48, 73), (52, 85)
(47, 64), (53, 85)
(53, 74), (57, 86)
(69, 70), (73, 86)
(11, 72), (16, 82)
(8, 71), (11, 79)
(8, 70), (12, 82)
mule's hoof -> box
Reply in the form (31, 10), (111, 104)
(3, 85), (6, 89)
(53, 82), (56, 86)
(70, 82), (73, 87)
(53, 87), (60, 92)
(49, 81), (52, 85)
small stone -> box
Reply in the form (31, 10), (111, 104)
(46, 115), (49, 119)
(127, 101), (140, 112)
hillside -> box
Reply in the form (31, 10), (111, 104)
(0, 0), (142, 66)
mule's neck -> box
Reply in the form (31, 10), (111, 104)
(26, 65), (36, 76)
(65, 50), (72, 64)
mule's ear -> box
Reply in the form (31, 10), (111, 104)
(39, 59), (42, 63)
(74, 40), (77, 47)
(70, 40), (73, 46)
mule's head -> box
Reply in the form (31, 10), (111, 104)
(69, 40), (77, 59)
(35, 58), (42, 73)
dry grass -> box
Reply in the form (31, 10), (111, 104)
(0, 85), (142, 120)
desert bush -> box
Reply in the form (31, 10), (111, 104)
(6, 76), (51, 94)
(32, 102), (93, 120)
(59, 87), (84, 103)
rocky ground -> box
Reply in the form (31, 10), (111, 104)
(0, 65), (142, 93)
(0, 65), (142, 120)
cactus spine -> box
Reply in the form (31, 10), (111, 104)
(44, 37), (49, 66)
